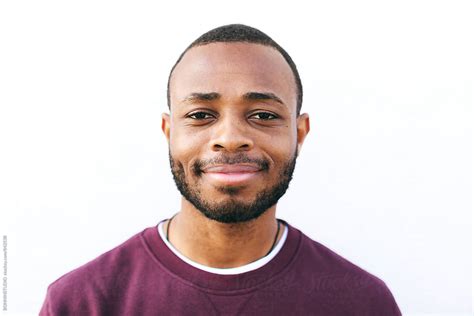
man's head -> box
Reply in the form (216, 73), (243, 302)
(162, 24), (310, 223)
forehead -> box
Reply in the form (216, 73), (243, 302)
(169, 42), (296, 109)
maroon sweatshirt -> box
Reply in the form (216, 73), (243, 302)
(40, 220), (401, 315)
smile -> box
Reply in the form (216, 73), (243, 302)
(201, 164), (262, 185)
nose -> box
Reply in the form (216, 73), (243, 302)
(210, 117), (254, 152)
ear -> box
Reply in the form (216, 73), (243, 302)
(296, 113), (310, 156)
(161, 112), (171, 144)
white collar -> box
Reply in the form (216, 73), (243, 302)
(157, 220), (288, 275)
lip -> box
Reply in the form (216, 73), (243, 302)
(202, 164), (261, 173)
(202, 164), (262, 185)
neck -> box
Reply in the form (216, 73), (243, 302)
(165, 198), (282, 268)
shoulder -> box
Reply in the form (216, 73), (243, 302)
(288, 225), (401, 314)
(40, 227), (153, 315)
(49, 228), (147, 286)
(295, 226), (387, 283)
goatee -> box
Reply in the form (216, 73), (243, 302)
(168, 149), (298, 223)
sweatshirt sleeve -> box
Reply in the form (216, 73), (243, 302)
(39, 287), (52, 316)
(370, 281), (402, 315)
(38, 276), (104, 316)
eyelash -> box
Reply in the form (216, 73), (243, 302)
(187, 112), (213, 120)
(187, 111), (278, 121)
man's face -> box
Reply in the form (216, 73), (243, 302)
(162, 42), (309, 223)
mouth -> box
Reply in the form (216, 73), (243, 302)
(201, 164), (262, 186)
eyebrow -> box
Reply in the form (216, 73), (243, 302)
(243, 92), (284, 105)
(182, 92), (220, 103)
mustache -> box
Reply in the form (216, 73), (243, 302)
(193, 154), (270, 175)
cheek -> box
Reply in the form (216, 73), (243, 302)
(169, 130), (207, 173)
(264, 130), (295, 153)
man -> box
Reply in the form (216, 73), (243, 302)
(40, 24), (402, 315)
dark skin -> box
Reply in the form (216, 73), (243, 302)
(161, 42), (310, 268)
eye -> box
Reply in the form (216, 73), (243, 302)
(187, 112), (214, 120)
(250, 112), (278, 120)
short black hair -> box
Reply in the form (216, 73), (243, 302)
(167, 24), (303, 116)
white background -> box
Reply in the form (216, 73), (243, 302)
(0, 0), (472, 315)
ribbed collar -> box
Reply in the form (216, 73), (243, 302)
(140, 219), (302, 294)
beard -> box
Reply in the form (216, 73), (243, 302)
(168, 148), (298, 224)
